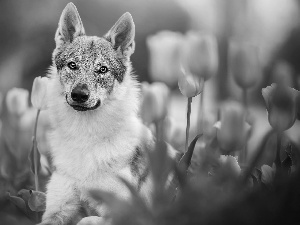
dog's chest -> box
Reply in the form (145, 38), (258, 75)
(50, 126), (141, 182)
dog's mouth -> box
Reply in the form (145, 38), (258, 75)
(71, 101), (101, 111)
(66, 97), (101, 112)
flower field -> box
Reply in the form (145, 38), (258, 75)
(0, 0), (300, 225)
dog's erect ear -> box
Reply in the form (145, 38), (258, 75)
(55, 2), (85, 47)
(104, 12), (135, 58)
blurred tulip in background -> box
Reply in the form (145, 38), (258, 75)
(147, 31), (184, 86)
(31, 76), (49, 110)
(6, 88), (29, 116)
(262, 83), (299, 132)
(229, 40), (261, 89)
(181, 31), (218, 81)
(140, 82), (170, 125)
(214, 101), (251, 153)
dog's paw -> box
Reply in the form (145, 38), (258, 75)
(77, 216), (108, 225)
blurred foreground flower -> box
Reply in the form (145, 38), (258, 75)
(31, 76), (48, 110)
(140, 82), (169, 125)
(6, 88), (29, 116)
(261, 164), (276, 185)
(178, 67), (204, 98)
(181, 31), (218, 81)
(262, 83), (299, 132)
(218, 155), (241, 178)
(147, 31), (183, 86)
(229, 40), (261, 89)
(214, 101), (251, 153)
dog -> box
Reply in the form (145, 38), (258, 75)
(39, 2), (155, 224)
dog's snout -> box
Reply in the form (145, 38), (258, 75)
(71, 84), (90, 103)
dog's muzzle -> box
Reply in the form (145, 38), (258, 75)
(66, 96), (101, 112)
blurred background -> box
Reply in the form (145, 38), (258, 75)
(1, 0), (300, 224)
(1, 0), (300, 94)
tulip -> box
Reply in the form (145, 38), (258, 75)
(178, 67), (204, 98)
(229, 40), (261, 89)
(218, 155), (241, 178)
(31, 76), (49, 110)
(181, 31), (218, 81)
(140, 82), (170, 125)
(178, 68), (204, 152)
(261, 164), (276, 184)
(262, 83), (299, 168)
(262, 83), (299, 132)
(147, 31), (183, 86)
(6, 88), (29, 116)
(214, 101), (251, 153)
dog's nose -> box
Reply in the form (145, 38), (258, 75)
(71, 84), (90, 103)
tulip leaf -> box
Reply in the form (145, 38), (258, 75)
(178, 134), (202, 173)
(282, 152), (292, 175)
(7, 190), (43, 222)
(251, 168), (262, 187)
(28, 140), (41, 175)
(6, 192), (27, 213)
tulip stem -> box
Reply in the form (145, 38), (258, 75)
(197, 85), (205, 134)
(275, 132), (282, 168)
(242, 88), (248, 110)
(185, 97), (192, 152)
(240, 88), (248, 165)
(33, 109), (40, 191)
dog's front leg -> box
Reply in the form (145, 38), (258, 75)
(39, 172), (80, 225)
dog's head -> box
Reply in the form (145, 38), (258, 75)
(52, 3), (135, 112)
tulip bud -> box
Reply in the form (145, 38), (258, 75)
(178, 67), (204, 98)
(140, 82), (170, 125)
(6, 88), (29, 116)
(229, 40), (261, 89)
(272, 61), (293, 87)
(262, 83), (299, 132)
(31, 76), (48, 110)
(147, 31), (183, 86)
(181, 31), (218, 81)
(218, 155), (241, 178)
(214, 101), (251, 152)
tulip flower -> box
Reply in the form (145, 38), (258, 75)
(31, 76), (49, 110)
(181, 31), (218, 81)
(214, 101), (251, 153)
(6, 88), (29, 116)
(178, 67), (204, 98)
(229, 40), (261, 89)
(140, 82), (170, 125)
(262, 83), (299, 132)
(262, 83), (299, 168)
(218, 155), (241, 178)
(181, 32), (218, 135)
(178, 67), (204, 152)
(147, 31), (183, 86)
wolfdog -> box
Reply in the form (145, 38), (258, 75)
(39, 2), (155, 225)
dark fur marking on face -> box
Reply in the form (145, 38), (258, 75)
(130, 146), (149, 190)
(54, 36), (127, 89)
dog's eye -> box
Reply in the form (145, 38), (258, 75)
(67, 62), (78, 70)
(98, 66), (109, 74)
